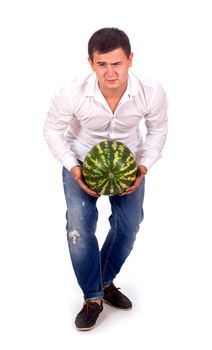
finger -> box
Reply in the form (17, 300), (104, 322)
(119, 185), (136, 196)
(124, 182), (138, 193)
(77, 179), (100, 197)
(119, 175), (145, 196)
(119, 189), (135, 196)
(128, 175), (144, 190)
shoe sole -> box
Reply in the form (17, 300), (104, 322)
(103, 299), (132, 310)
(76, 325), (95, 331)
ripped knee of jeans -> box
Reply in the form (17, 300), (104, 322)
(68, 230), (80, 245)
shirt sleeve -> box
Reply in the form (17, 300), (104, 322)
(43, 86), (80, 171)
(138, 83), (168, 169)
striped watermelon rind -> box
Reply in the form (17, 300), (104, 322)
(82, 140), (137, 195)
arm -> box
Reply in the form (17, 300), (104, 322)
(44, 86), (99, 197)
(139, 83), (168, 169)
(121, 83), (168, 196)
(43, 85), (80, 170)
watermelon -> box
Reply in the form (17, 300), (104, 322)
(82, 140), (137, 195)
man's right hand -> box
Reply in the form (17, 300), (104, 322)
(70, 165), (100, 197)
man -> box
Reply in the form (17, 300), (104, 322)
(44, 27), (168, 330)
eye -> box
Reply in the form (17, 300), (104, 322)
(97, 62), (106, 67)
(112, 62), (122, 66)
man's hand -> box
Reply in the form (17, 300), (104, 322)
(120, 165), (148, 196)
(70, 165), (100, 197)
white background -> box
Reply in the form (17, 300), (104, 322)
(0, 0), (212, 349)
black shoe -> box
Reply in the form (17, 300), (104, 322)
(103, 283), (132, 310)
(75, 300), (103, 331)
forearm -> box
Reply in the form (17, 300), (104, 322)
(139, 131), (167, 169)
(43, 121), (79, 170)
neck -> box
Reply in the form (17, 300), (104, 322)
(98, 81), (128, 100)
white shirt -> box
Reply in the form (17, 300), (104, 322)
(44, 71), (168, 171)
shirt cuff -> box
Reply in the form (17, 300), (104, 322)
(63, 156), (81, 172)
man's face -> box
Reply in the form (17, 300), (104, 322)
(88, 48), (133, 92)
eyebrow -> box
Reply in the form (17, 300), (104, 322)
(96, 61), (122, 65)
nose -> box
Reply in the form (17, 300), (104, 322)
(105, 64), (115, 76)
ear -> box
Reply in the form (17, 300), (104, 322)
(88, 57), (94, 70)
(128, 52), (133, 67)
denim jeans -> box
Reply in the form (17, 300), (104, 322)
(62, 166), (145, 301)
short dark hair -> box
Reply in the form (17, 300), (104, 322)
(88, 27), (131, 61)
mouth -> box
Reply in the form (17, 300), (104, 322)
(106, 79), (118, 84)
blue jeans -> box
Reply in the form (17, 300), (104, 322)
(62, 166), (145, 301)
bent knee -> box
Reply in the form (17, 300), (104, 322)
(67, 229), (81, 245)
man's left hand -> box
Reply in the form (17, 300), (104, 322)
(120, 165), (148, 196)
